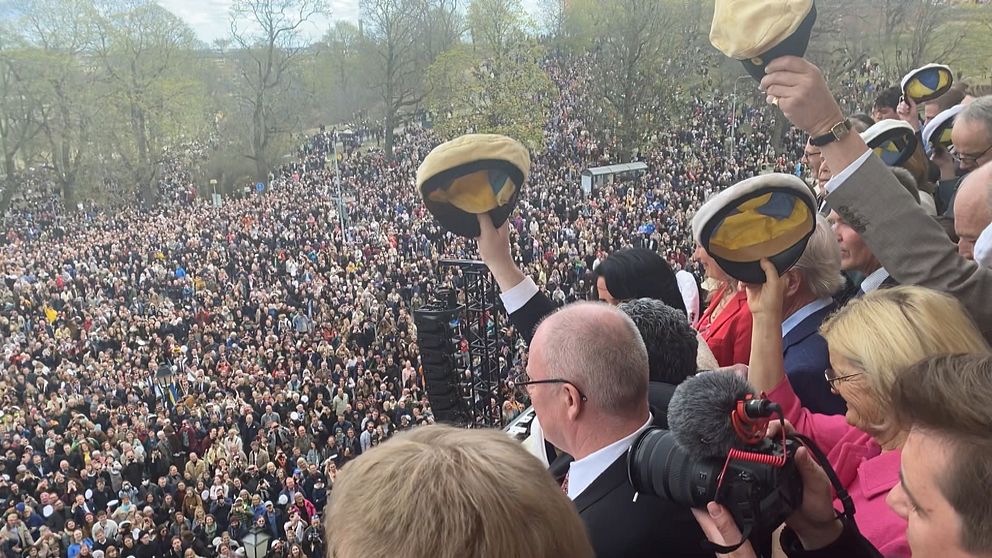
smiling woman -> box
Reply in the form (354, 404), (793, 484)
(746, 262), (990, 556)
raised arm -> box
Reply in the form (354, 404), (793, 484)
(744, 260), (788, 395)
(476, 214), (555, 344)
(762, 56), (992, 343)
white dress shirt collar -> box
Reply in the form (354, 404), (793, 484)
(565, 413), (653, 500)
(781, 297), (833, 338)
(860, 267), (891, 294)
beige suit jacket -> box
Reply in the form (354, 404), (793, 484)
(827, 153), (992, 342)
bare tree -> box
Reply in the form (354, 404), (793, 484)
(8, 0), (98, 208)
(467, 0), (525, 66)
(229, 0), (328, 180)
(586, 0), (685, 160)
(0, 29), (45, 212)
(93, 0), (204, 206)
(536, 0), (566, 42)
(361, 0), (426, 160)
(418, 0), (463, 63)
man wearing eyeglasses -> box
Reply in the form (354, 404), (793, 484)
(949, 98), (992, 175)
(517, 302), (710, 558)
(929, 98), (992, 226)
(763, 57), (992, 343)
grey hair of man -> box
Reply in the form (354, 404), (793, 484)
(959, 95), (992, 139)
(792, 213), (844, 299)
(536, 302), (648, 418)
(617, 298), (697, 385)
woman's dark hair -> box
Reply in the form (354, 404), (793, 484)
(593, 248), (686, 314)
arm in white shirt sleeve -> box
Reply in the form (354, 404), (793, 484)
(499, 277), (539, 315)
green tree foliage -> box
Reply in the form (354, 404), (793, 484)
(425, 0), (552, 149)
(4, 0), (101, 209)
(467, 0), (527, 65)
(312, 21), (366, 126)
(92, 0), (211, 206)
(426, 42), (554, 149)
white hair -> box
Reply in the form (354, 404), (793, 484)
(960, 95), (992, 140)
(793, 214), (844, 299)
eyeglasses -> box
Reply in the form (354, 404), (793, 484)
(824, 368), (863, 387)
(511, 370), (588, 402)
(949, 144), (992, 165)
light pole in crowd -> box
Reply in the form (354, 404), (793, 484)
(332, 131), (346, 243)
(731, 75), (752, 159)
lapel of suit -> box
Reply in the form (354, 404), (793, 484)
(783, 303), (835, 351)
(571, 453), (628, 514)
(706, 288), (745, 335)
(568, 408), (665, 514)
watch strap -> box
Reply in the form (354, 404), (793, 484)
(810, 120), (852, 147)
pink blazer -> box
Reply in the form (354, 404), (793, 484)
(768, 379), (910, 557)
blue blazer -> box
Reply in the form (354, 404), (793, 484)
(783, 303), (847, 416)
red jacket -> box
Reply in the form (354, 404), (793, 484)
(695, 287), (752, 367)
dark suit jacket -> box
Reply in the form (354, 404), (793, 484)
(782, 303), (846, 416)
(827, 154), (992, 343)
(549, 412), (711, 558)
(508, 289), (557, 345)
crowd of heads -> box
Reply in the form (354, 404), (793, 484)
(3, 44), (992, 558)
(0, 53), (805, 558)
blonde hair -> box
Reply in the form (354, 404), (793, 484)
(324, 425), (594, 558)
(821, 286), (989, 437)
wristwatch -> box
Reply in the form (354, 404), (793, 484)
(809, 120), (852, 147)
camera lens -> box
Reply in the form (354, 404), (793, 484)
(627, 428), (721, 507)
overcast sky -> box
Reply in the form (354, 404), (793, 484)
(155, 0), (349, 43)
(155, 0), (542, 45)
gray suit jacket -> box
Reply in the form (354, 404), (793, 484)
(827, 153), (992, 342)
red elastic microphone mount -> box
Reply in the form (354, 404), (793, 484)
(731, 393), (773, 445)
(717, 394), (788, 493)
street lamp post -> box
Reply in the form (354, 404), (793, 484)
(242, 527), (271, 558)
(333, 132), (346, 245)
(731, 75), (752, 160)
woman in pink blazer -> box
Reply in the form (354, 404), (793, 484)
(745, 261), (989, 557)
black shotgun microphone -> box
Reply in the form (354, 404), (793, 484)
(666, 371), (761, 459)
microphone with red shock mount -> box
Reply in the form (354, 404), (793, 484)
(629, 371), (856, 554)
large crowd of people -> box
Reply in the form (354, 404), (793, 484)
(3, 37), (991, 558)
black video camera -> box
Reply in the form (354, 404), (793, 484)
(627, 428), (803, 539)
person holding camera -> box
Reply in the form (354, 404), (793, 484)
(695, 353), (992, 558)
(744, 259), (989, 554)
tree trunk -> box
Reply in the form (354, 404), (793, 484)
(60, 175), (76, 210)
(0, 176), (17, 217)
(0, 151), (19, 215)
(384, 110), (396, 161)
(253, 98), (268, 180)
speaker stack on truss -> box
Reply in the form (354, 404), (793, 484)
(414, 259), (509, 428)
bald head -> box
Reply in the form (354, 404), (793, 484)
(533, 302), (649, 417)
(954, 161), (992, 260)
